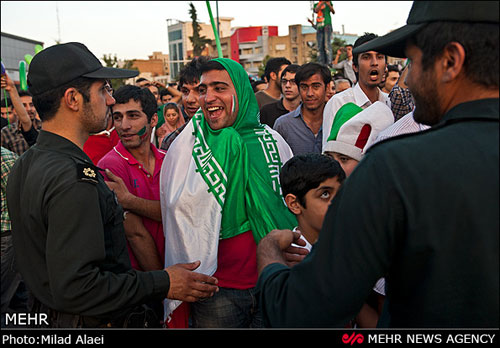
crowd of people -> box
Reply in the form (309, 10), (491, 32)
(1, 1), (498, 329)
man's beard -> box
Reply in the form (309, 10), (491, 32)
(411, 70), (444, 126)
(82, 102), (109, 134)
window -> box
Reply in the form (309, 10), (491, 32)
(168, 30), (182, 41)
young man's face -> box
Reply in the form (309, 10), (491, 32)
(180, 82), (201, 118)
(198, 69), (239, 131)
(299, 73), (327, 112)
(81, 80), (115, 134)
(346, 46), (353, 59)
(384, 70), (400, 93)
(161, 94), (172, 104)
(112, 99), (157, 150)
(354, 51), (386, 88)
(298, 176), (342, 237)
(147, 85), (161, 106)
(20, 95), (38, 121)
(271, 64), (289, 89)
(1, 106), (15, 123)
(280, 71), (299, 101)
(325, 152), (359, 177)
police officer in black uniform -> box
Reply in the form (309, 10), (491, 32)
(6, 42), (218, 328)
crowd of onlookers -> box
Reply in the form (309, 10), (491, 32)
(1, 0), (498, 329)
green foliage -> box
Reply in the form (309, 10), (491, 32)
(101, 54), (138, 90)
(258, 55), (272, 80)
(188, 2), (211, 57)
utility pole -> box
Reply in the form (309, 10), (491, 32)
(216, 1), (220, 40)
(56, 2), (62, 44)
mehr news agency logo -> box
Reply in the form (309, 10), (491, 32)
(341, 332), (496, 345)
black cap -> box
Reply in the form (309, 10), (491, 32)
(27, 42), (139, 96)
(352, 1), (499, 58)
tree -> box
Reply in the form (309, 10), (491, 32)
(188, 2), (211, 57)
(102, 54), (138, 90)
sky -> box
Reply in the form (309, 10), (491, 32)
(1, 1), (413, 61)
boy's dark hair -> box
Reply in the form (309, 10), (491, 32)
(295, 62), (332, 87)
(32, 76), (93, 122)
(280, 153), (346, 208)
(251, 80), (267, 93)
(353, 33), (380, 67)
(1, 98), (13, 108)
(387, 64), (400, 73)
(199, 60), (226, 75)
(280, 64), (301, 80)
(18, 90), (33, 98)
(112, 85), (157, 122)
(136, 77), (149, 84)
(159, 88), (173, 98)
(410, 21), (498, 88)
(264, 57), (291, 81)
(178, 56), (212, 88)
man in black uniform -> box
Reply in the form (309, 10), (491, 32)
(6, 42), (218, 328)
(256, 1), (499, 328)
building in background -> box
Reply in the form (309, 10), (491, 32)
(208, 24), (359, 76)
(167, 17), (233, 79)
(1, 32), (44, 82)
(227, 26), (279, 76)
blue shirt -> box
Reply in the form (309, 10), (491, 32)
(273, 104), (322, 155)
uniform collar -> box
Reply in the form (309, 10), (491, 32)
(36, 130), (94, 165)
(441, 98), (499, 124)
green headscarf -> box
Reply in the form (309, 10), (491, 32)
(191, 58), (296, 242)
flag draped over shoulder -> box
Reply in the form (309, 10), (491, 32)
(159, 58), (296, 318)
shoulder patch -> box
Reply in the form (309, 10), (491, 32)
(76, 163), (99, 184)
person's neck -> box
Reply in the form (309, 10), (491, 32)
(297, 218), (319, 246)
(126, 140), (156, 175)
(283, 96), (301, 111)
(264, 83), (282, 99)
(443, 80), (499, 115)
(381, 86), (391, 94)
(42, 115), (89, 150)
(301, 104), (324, 135)
(358, 82), (380, 104)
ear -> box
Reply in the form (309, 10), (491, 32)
(439, 42), (466, 83)
(352, 63), (358, 74)
(150, 113), (158, 128)
(284, 193), (303, 215)
(270, 71), (278, 82)
(62, 87), (81, 112)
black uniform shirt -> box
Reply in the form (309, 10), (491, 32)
(258, 99), (499, 328)
(7, 130), (170, 318)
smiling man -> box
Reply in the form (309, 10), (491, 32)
(322, 33), (391, 149)
(160, 58), (297, 328)
(6, 42), (219, 328)
(274, 62), (332, 155)
(98, 85), (163, 272)
(97, 85), (176, 326)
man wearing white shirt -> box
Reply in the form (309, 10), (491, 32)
(323, 33), (390, 148)
(374, 110), (430, 144)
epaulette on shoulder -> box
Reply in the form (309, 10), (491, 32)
(76, 163), (99, 184)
